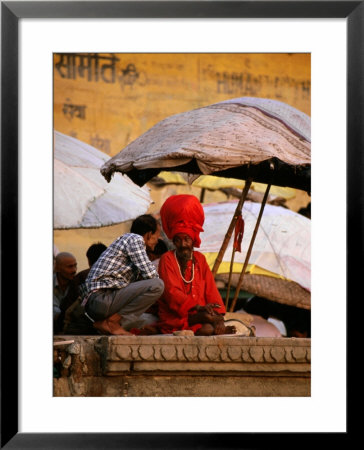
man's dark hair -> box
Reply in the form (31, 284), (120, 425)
(86, 242), (107, 266)
(147, 238), (168, 261)
(130, 214), (158, 236)
(152, 239), (168, 256)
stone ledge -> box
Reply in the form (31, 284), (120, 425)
(107, 361), (310, 374)
(55, 335), (311, 373)
(97, 335), (310, 375)
(54, 335), (311, 396)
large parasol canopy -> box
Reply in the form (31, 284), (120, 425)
(101, 97), (311, 192)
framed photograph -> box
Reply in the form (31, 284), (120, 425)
(2, 1), (359, 448)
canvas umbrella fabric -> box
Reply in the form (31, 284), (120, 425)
(54, 131), (152, 229)
(101, 96), (310, 192)
(150, 171), (246, 190)
(191, 176), (296, 200)
(199, 200), (311, 309)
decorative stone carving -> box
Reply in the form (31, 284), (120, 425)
(205, 345), (221, 361)
(249, 346), (265, 362)
(116, 345), (132, 360)
(182, 345), (199, 361)
(161, 345), (177, 360)
(270, 346), (286, 362)
(227, 346), (242, 361)
(98, 336), (311, 374)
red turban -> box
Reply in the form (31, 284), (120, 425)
(160, 194), (205, 248)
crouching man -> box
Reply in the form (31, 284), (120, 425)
(82, 215), (164, 335)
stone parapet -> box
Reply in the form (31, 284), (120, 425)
(53, 335), (310, 397)
(98, 335), (310, 374)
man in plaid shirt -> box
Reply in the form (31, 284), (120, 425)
(83, 215), (164, 335)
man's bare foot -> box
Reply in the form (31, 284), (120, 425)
(108, 321), (132, 335)
(195, 323), (214, 336)
(93, 314), (132, 336)
(224, 325), (237, 334)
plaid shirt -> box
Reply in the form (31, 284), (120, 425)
(85, 233), (159, 293)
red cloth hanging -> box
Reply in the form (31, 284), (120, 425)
(233, 215), (245, 252)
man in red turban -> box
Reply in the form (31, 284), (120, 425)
(157, 194), (236, 335)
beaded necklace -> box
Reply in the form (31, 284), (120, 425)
(174, 251), (194, 284)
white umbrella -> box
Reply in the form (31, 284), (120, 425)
(200, 200), (311, 291)
(54, 131), (152, 229)
(200, 200), (311, 309)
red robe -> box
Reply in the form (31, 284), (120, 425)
(157, 250), (226, 333)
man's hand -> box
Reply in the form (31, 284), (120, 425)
(192, 303), (221, 315)
(188, 310), (214, 326)
(188, 306), (224, 326)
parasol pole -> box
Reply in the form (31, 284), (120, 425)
(212, 177), (253, 277)
(225, 214), (244, 309)
(229, 183), (271, 312)
(200, 187), (206, 203)
(225, 247), (237, 310)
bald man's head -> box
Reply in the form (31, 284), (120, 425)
(55, 252), (77, 281)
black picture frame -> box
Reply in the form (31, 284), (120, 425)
(1, 1), (358, 448)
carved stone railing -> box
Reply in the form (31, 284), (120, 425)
(54, 336), (311, 397)
(96, 335), (310, 373)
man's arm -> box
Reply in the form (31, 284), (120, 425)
(199, 253), (226, 314)
(53, 295), (61, 319)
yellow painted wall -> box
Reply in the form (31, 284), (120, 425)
(54, 53), (310, 270)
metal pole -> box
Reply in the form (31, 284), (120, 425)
(229, 183), (271, 312)
(211, 178), (253, 277)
